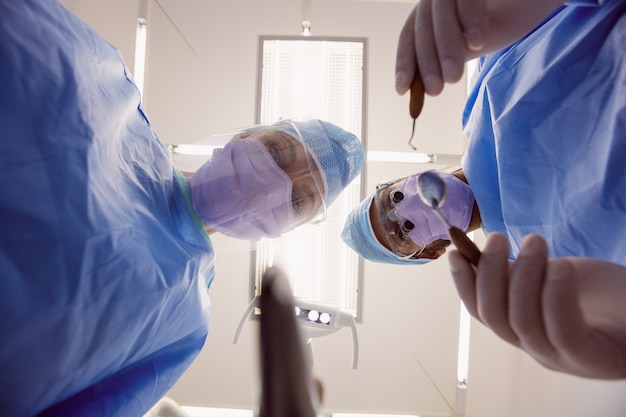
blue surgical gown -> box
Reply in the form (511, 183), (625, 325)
(0, 1), (215, 416)
(462, 0), (626, 264)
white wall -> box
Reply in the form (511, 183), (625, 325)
(59, 1), (626, 416)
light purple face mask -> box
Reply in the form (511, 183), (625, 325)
(188, 138), (293, 240)
(393, 172), (475, 246)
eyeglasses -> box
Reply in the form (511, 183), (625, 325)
(373, 181), (425, 259)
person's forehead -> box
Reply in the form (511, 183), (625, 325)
(253, 130), (310, 168)
(253, 128), (326, 216)
(377, 176), (407, 201)
(253, 128), (298, 144)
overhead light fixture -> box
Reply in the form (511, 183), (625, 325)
(455, 296), (472, 417)
(145, 397), (255, 417)
(457, 301), (471, 387)
(332, 414), (421, 417)
(301, 0), (312, 36)
(168, 144), (217, 156)
(133, 18), (147, 96)
(181, 406), (254, 417)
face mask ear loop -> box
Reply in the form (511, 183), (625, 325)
(391, 237), (426, 261)
(394, 250), (418, 261)
(412, 244), (426, 259)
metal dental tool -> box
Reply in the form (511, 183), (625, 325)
(408, 71), (425, 150)
(416, 171), (481, 266)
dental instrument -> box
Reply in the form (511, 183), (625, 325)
(407, 71), (425, 150)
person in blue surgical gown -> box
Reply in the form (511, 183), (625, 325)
(384, 0), (626, 379)
(0, 1), (365, 416)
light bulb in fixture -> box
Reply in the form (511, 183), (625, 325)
(307, 310), (319, 322)
(319, 312), (331, 324)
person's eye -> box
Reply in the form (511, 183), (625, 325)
(400, 220), (414, 238)
(291, 192), (303, 215)
(266, 143), (283, 168)
(390, 190), (404, 206)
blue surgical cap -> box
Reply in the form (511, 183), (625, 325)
(274, 120), (365, 208)
(341, 192), (430, 265)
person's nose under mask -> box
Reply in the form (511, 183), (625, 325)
(188, 138), (293, 240)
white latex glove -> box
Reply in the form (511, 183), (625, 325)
(449, 233), (626, 379)
(395, 0), (567, 96)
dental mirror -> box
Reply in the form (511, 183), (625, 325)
(417, 170), (447, 208)
(417, 171), (481, 266)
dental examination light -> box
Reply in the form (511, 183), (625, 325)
(234, 280), (359, 369)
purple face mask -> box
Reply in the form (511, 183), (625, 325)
(393, 172), (475, 246)
(188, 138), (293, 240)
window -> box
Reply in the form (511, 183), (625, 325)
(251, 36), (367, 319)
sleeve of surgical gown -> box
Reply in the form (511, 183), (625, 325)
(0, 1), (215, 416)
(461, 0), (626, 263)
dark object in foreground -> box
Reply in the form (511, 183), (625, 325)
(408, 71), (425, 150)
(258, 267), (319, 417)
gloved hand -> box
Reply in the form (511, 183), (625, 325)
(449, 232), (626, 379)
(394, 0), (567, 96)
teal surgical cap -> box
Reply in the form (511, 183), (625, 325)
(341, 192), (430, 265)
(274, 120), (365, 208)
